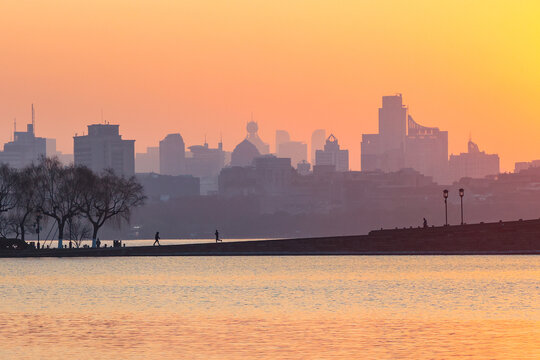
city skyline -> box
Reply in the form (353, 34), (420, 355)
(2, 1), (540, 172)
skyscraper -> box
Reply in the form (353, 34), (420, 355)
(311, 129), (326, 165)
(0, 105), (46, 169)
(277, 141), (308, 168)
(74, 124), (135, 176)
(136, 146), (160, 173)
(159, 133), (185, 176)
(361, 94), (449, 183)
(275, 130), (290, 154)
(315, 134), (349, 172)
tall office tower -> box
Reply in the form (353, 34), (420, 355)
(246, 121), (270, 154)
(0, 105), (47, 168)
(315, 134), (349, 172)
(136, 146), (160, 173)
(159, 134), (185, 176)
(449, 140), (500, 182)
(404, 116), (449, 184)
(74, 124), (135, 176)
(362, 94), (407, 172)
(311, 129), (326, 165)
(275, 130), (290, 154)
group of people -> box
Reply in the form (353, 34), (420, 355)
(153, 230), (222, 246)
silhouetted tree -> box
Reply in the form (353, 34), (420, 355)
(9, 166), (40, 241)
(67, 215), (91, 248)
(35, 158), (87, 248)
(79, 170), (145, 247)
(0, 165), (16, 214)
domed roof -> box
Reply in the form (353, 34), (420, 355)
(246, 121), (258, 134)
(231, 139), (260, 167)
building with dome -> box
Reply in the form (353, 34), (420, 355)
(246, 121), (270, 154)
(231, 139), (260, 167)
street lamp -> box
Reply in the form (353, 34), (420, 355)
(459, 188), (465, 225)
(443, 189), (449, 226)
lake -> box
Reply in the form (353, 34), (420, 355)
(0, 255), (538, 359)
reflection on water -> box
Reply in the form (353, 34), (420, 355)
(0, 256), (538, 359)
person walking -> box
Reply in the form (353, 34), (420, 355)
(423, 218), (428, 228)
(215, 229), (221, 243)
(154, 232), (161, 246)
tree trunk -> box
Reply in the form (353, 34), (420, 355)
(20, 224), (25, 242)
(58, 220), (64, 249)
(91, 225), (99, 248)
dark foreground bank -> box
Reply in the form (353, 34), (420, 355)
(1, 218), (540, 258)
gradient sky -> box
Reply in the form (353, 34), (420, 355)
(1, 0), (539, 171)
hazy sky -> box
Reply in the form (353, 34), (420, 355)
(1, 0), (539, 171)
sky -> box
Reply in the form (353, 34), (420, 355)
(0, 0), (539, 171)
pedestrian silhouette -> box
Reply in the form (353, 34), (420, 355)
(154, 232), (161, 246)
(96, 238), (101, 248)
(215, 229), (221, 243)
(423, 218), (428, 228)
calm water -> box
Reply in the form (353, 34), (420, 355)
(0, 255), (538, 359)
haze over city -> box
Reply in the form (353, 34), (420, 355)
(2, 1), (540, 171)
(1, 2), (539, 360)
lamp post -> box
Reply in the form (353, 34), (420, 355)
(443, 189), (449, 226)
(459, 188), (465, 225)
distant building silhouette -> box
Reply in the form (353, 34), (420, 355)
(315, 134), (349, 172)
(231, 139), (260, 167)
(362, 94), (449, 183)
(311, 129), (326, 165)
(515, 160), (540, 173)
(74, 124), (135, 176)
(246, 121), (270, 154)
(297, 160), (311, 175)
(159, 134), (185, 175)
(136, 173), (200, 200)
(46, 138), (73, 166)
(362, 94), (407, 173)
(0, 105), (46, 168)
(185, 140), (225, 194)
(277, 141), (307, 169)
(404, 116), (448, 184)
(449, 140), (499, 181)
(275, 130), (290, 153)
(136, 146), (159, 173)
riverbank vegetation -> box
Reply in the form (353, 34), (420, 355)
(0, 157), (145, 247)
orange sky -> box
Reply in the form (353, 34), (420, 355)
(0, 0), (539, 171)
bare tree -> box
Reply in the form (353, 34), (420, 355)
(9, 166), (39, 241)
(79, 170), (145, 247)
(67, 215), (91, 248)
(35, 158), (87, 248)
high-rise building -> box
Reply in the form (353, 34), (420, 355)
(74, 124), (135, 176)
(449, 140), (499, 181)
(404, 116), (448, 184)
(361, 94), (449, 183)
(275, 130), (290, 154)
(136, 146), (160, 174)
(277, 141), (307, 168)
(311, 129), (326, 165)
(361, 94), (407, 172)
(0, 105), (46, 169)
(159, 134), (185, 176)
(315, 134), (349, 172)
(246, 121), (270, 154)
(185, 141), (226, 194)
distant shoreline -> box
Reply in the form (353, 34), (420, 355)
(2, 218), (540, 258)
